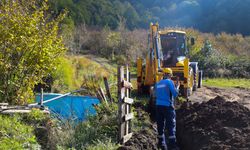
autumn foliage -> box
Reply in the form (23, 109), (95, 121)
(0, 0), (66, 104)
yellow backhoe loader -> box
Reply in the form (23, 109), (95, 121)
(137, 23), (202, 101)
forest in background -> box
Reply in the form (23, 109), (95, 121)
(50, 0), (250, 35)
(48, 0), (250, 79)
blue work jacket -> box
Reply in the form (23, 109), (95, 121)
(155, 79), (179, 106)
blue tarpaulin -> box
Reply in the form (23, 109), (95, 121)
(36, 93), (100, 121)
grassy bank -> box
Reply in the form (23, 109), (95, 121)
(52, 55), (117, 94)
(203, 78), (250, 89)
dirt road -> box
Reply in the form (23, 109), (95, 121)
(190, 86), (250, 109)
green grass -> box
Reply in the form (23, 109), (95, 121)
(52, 55), (117, 93)
(203, 78), (250, 89)
(0, 115), (40, 149)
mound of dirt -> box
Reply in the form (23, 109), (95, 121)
(177, 96), (250, 150)
(118, 104), (158, 150)
(118, 129), (158, 150)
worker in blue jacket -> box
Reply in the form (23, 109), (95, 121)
(155, 68), (180, 150)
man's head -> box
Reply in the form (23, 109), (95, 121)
(162, 68), (173, 79)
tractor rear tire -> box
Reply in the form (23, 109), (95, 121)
(198, 70), (203, 88)
(184, 87), (190, 101)
(190, 63), (198, 91)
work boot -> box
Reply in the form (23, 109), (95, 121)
(169, 145), (179, 150)
(170, 146), (179, 150)
(168, 139), (179, 150)
(168, 143), (179, 150)
(158, 137), (167, 150)
(158, 145), (168, 150)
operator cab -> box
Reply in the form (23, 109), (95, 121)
(159, 31), (188, 67)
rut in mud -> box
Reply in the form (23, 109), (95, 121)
(177, 96), (250, 150)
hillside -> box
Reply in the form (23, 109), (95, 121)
(50, 0), (250, 35)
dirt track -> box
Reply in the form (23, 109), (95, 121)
(190, 86), (250, 109)
(119, 86), (250, 150)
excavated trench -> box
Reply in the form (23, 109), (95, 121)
(176, 96), (250, 150)
(119, 94), (250, 150)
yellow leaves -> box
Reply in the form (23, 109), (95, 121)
(16, 47), (21, 51)
(8, 33), (14, 40)
(106, 32), (121, 47)
(0, 0), (66, 104)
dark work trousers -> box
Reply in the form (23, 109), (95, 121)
(156, 105), (177, 149)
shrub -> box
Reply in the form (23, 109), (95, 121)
(45, 103), (118, 149)
(0, 0), (66, 104)
(21, 108), (49, 125)
(52, 57), (75, 92)
(73, 103), (118, 149)
(191, 39), (250, 78)
(85, 139), (119, 150)
(226, 56), (250, 78)
(70, 25), (147, 62)
(47, 120), (76, 149)
(81, 74), (103, 96)
(0, 115), (39, 149)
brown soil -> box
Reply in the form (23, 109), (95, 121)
(177, 96), (250, 150)
(118, 102), (158, 150)
(119, 86), (250, 150)
(190, 86), (250, 109)
(118, 129), (158, 150)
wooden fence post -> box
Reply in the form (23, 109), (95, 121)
(98, 87), (108, 104)
(103, 77), (113, 103)
(118, 65), (134, 144)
